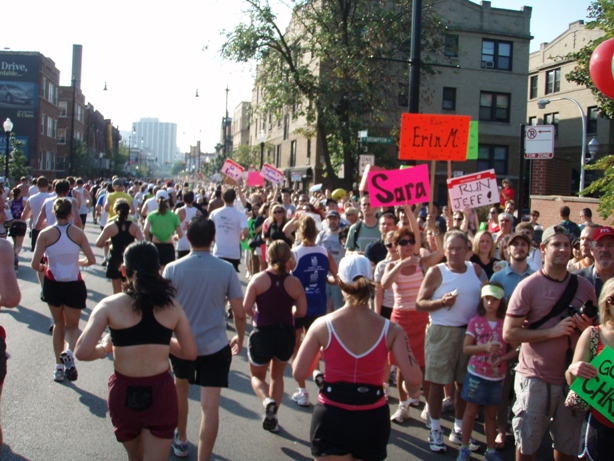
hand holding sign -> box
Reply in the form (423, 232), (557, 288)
(221, 159), (245, 181)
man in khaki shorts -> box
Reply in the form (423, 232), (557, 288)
(417, 230), (483, 453)
(503, 225), (596, 461)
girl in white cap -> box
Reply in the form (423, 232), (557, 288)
(456, 282), (518, 461)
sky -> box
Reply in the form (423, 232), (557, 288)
(2, 0), (594, 154)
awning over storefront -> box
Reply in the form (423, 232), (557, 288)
(283, 166), (313, 182)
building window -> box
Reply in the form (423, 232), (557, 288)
(47, 117), (54, 137)
(479, 91), (510, 123)
(528, 116), (537, 126)
(442, 87), (456, 110)
(58, 101), (68, 117)
(477, 145), (508, 175)
(276, 145), (281, 168)
(46, 150), (54, 171)
(444, 34), (459, 57)
(40, 114), (45, 135)
(306, 139), (311, 165)
(529, 75), (538, 99)
(57, 128), (66, 144)
(48, 82), (55, 104)
(41, 77), (47, 99)
(76, 105), (84, 122)
(544, 112), (559, 138)
(283, 114), (289, 140)
(55, 156), (66, 171)
(587, 106), (599, 134)
(545, 68), (561, 94)
(290, 140), (297, 167)
(481, 39), (512, 70)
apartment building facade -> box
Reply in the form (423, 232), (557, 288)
(526, 20), (611, 196)
(243, 0), (532, 200)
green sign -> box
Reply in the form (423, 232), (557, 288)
(360, 136), (393, 144)
(570, 345), (614, 425)
(466, 121), (479, 160)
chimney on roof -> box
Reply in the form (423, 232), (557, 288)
(72, 44), (83, 89)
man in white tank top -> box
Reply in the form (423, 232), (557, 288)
(416, 230), (483, 453)
(175, 190), (201, 259)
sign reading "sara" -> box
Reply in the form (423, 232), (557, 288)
(366, 164), (430, 207)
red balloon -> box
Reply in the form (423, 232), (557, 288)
(590, 38), (614, 99)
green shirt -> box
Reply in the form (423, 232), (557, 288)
(147, 210), (180, 242)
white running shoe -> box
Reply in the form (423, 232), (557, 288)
(429, 428), (446, 452)
(390, 404), (410, 423)
(291, 389), (310, 407)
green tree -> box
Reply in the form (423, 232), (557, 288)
(220, 0), (444, 189)
(564, 0), (614, 117)
(0, 135), (30, 181)
(231, 144), (263, 169)
(564, 1), (614, 218)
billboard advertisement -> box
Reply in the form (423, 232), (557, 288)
(0, 53), (42, 162)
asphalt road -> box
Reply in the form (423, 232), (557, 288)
(0, 221), (554, 460)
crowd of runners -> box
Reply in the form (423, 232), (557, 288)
(0, 174), (613, 461)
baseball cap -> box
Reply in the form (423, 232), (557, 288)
(338, 254), (373, 283)
(112, 178), (123, 188)
(508, 232), (532, 247)
(156, 190), (170, 201)
(541, 225), (570, 244)
(481, 284), (505, 300)
(0, 177), (4, 183)
(326, 210), (340, 219)
(592, 226), (614, 242)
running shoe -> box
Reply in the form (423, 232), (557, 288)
(408, 397), (421, 407)
(484, 450), (504, 461)
(421, 408), (431, 429)
(53, 365), (65, 382)
(101, 259), (108, 267)
(291, 389), (310, 407)
(429, 428), (446, 452)
(442, 396), (454, 413)
(456, 446), (472, 461)
(60, 349), (78, 382)
(449, 429), (480, 452)
(390, 404), (410, 423)
(172, 428), (189, 457)
(262, 398), (278, 432)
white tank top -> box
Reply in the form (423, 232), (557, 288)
(176, 206), (198, 251)
(431, 262), (481, 327)
(43, 197), (57, 226)
(75, 187), (88, 214)
(45, 224), (82, 282)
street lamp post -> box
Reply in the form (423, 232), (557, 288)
(258, 129), (266, 169)
(3, 118), (13, 181)
(537, 97), (588, 192)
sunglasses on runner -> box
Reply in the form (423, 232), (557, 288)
(397, 238), (416, 246)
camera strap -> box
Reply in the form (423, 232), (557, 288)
(528, 274), (578, 330)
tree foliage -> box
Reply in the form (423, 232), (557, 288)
(564, 0), (614, 117)
(564, 1), (614, 219)
(220, 0), (444, 189)
(0, 135), (30, 181)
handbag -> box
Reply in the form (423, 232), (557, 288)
(565, 326), (599, 412)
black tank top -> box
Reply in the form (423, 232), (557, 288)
(109, 306), (173, 347)
(110, 221), (135, 260)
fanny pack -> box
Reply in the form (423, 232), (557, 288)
(320, 381), (384, 406)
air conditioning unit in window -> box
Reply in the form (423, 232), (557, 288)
(482, 61), (495, 69)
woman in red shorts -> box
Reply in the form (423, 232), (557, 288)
(75, 241), (196, 461)
(381, 206), (444, 424)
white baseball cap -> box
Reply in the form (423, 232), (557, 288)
(156, 190), (170, 201)
(338, 254), (373, 283)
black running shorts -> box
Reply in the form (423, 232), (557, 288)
(42, 278), (87, 309)
(248, 323), (295, 366)
(170, 344), (231, 387)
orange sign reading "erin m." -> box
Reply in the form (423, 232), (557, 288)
(399, 113), (471, 161)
